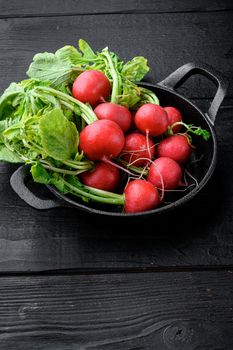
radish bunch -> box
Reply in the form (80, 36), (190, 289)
(0, 40), (210, 214)
(73, 70), (209, 213)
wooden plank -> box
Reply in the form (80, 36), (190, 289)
(0, 271), (232, 349)
(0, 102), (232, 272)
(0, 12), (232, 98)
(0, 0), (232, 17)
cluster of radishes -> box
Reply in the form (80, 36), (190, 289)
(72, 70), (195, 213)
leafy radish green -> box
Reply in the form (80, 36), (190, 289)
(0, 79), (97, 126)
(0, 83), (25, 120)
(78, 39), (97, 59)
(26, 47), (84, 88)
(0, 147), (22, 163)
(1, 107), (92, 173)
(55, 46), (83, 65)
(122, 56), (149, 81)
(39, 109), (78, 161)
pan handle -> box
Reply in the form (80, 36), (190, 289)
(158, 62), (228, 125)
(10, 165), (62, 210)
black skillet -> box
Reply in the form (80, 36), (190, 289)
(10, 62), (228, 217)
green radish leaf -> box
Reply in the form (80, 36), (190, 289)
(202, 130), (211, 141)
(122, 57), (149, 82)
(117, 79), (141, 108)
(0, 146), (22, 163)
(133, 87), (160, 108)
(39, 108), (78, 161)
(192, 128), (210, 141)
(0, 82), (24, 120)
(0, 120), (8, 143)
(78, 39), (96, 59)
(27, 52), (73, 88)
(31, 163), (51, 184)
(27, 44), (89, 88)
(55, 45), (82, 65)
(51, 173), (69, 193)
(0, 82), (24, 105)
(31, 163), (69, 193)
(186, 124), (211, 141)
(3, 122), (23, 140)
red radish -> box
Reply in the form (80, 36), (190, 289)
(79, 119), (125, 161)
(164, 107), (182, 133)
(148, 157), (182, 190)
(157, 134), (192, 164)
(121, 132), (155, 166)
(79, 161), (120, 191)
(124, 179), (160, 213)
(72, 70), (111, 107)
(94, 102), (132, 133)
(135, 104), (169, 136)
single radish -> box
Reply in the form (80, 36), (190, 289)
(157, 134), (192, 164)
(79, 119), (125, 161)
(94, 102), (132, 133)
(121, 132), (155, 167)
(135, 103), (169, 136)
(79, 161), (120, 191)
(148, 157), (182, 190)
(72, 70), (111, 107)
(164, 106), (182, 133)
(124, 179), (160, 213)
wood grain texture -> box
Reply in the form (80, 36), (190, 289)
(0, 271), (232, 349)
(0, 7), (232, 272)
(0, 0), (232, 17)
(0, 102), (232, 272)
(0, 5), (232, 349)
(0, 12), (232, 98)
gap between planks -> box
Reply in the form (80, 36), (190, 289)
(0, 265), (232, 278)
(0, 8), (233, 20)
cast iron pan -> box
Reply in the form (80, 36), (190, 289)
(10, 62), (228, 217)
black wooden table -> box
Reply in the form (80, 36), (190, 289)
(0, 1), (233, 349)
